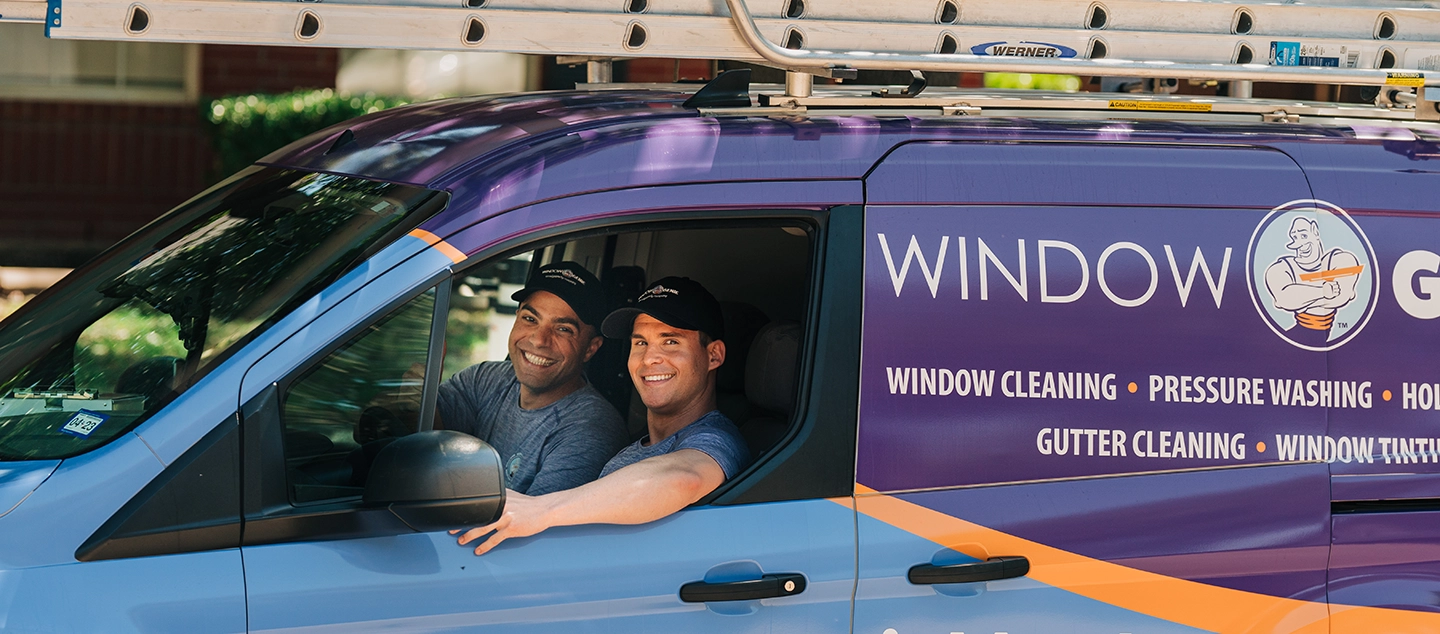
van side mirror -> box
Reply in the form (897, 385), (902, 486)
(362, 430), (506, 532)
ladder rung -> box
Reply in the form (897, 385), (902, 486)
(37, 0), (1440, 87)
(723, 0), (1440, 86)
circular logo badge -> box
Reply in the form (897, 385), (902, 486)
(1247, 200), (1379, 351)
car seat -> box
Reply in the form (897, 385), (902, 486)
(741, 320), (802, 456)
(716, 301), (770, 426)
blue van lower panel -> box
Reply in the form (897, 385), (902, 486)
(242, 499), (854, 633)
(0, 549), (244, 633)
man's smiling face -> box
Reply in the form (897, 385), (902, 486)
(627, 314), (723, 417)
(507, 290), (600, 400)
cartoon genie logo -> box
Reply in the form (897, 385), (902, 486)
(1247, 199), (1378, 351)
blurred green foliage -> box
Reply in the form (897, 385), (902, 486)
(444, 301), (494, 381)
(984, 73), (1083, 91)
(75, 300), (185, 394)
(202, 89), (410, 178)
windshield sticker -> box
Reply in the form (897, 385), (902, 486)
(60, 410), (109, 438)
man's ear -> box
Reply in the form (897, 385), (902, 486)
(706, 339), (726, 371)
(582, 332), (604, 363)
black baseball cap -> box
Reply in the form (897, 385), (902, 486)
(602, 276), (725, 341)
(511, 262), (606, 328)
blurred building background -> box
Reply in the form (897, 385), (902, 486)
(0, 24), (726, 274)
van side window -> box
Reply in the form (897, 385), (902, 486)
(442, 223), (813, 473)
(279, 288), (435, 504)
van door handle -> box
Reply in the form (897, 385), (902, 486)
(908, 556), (1030, 585)
(679, 573), (807, 602)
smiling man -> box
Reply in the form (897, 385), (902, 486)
(436, 261), (627, 496)
(454, 277), (750, 555)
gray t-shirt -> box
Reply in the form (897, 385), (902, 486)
(438, 361), (627, 496)
(599, 410), (750, 479)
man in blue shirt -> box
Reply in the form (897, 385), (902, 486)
(436, 262), (627, 495)
(455, 277), (750, 555)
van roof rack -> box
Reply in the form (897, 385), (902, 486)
(7, 0), (1440, 115)
(597, 78), (1440, 124)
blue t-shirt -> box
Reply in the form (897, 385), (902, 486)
(599, 410), (750, 479)
(437, 361), (628, 496)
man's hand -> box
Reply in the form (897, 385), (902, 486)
(449, 449), (726, 556)
(451, 490), (554, 555)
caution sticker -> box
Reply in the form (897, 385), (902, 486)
(1386, 72), (1425, 87)
(1108, 100), (1214, 113)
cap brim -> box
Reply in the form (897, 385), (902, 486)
(601, 308), (644, 339)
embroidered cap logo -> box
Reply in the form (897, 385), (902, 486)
(639, 285), (680, 302)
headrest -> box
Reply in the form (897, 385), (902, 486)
(603, 266), (646, 308)
(717, 302), (769, 392)
(744, 321), (802, 416)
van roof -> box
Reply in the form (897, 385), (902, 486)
(257, 86), (1440, 234)
(259, 90), (695, 187)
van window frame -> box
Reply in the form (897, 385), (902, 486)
(239, 273), (450, 546)
(237, 206), (857, 547)
(442, 209), (856, 505)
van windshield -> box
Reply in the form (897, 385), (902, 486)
(0, 168), (443, 461)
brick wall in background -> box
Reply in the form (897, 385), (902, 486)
(201, 45), (340, 97)
(0, 45), (339, 268)
(0, 101), (210, 267)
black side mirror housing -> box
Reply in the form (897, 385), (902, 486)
(362, 430), (506, 532)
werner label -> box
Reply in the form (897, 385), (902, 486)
(971, 40), (1077, 58)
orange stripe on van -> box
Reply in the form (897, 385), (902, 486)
(851, 483), (1440, 633)
(408, 228), (466, 264)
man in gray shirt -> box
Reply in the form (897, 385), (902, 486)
(437, 262), (626, 496)
(455, 276), (750, 554)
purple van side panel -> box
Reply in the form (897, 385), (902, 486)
(1280, 140), (1440, 613)
(1332, 511), (1440, 612)
(894, 463), (1331, 601)
(857, 142), (1332, 602)
(1276, 139), (1440, 214)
